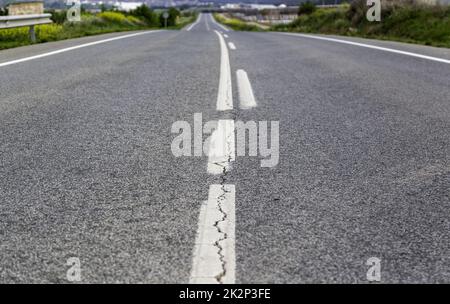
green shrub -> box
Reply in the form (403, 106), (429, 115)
(98, 11), (127, 24)
(159, 8), (181, 27)
(47, 9), (67, 25)
(274, 2), (450, 47)
(36, 24), (64, 42)
(213, 13), (262, 31)
(0, 27), (29, 42)
(298, 1), (316, 16)
(131, 4), (158, 26)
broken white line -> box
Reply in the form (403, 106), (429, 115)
(236, 69), (257, 109)
(228, 42), (236, 50)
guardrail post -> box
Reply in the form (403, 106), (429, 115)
(29, 25), (36, 43)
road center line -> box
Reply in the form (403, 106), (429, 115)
(278, 32), (450, 65)
(190, 184), (236, 284)
(214, 30), (233, 111)
(204, 13), (210, 31)
(0, 30), (162, 68)
(224, 34), (229, 38)
(236, 69), (257, 109)
(228, 42), (236, 50)
(207, 119), (235, 175)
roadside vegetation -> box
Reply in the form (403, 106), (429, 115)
(213, 13), (264, 31)
(214, 1), (450, 48)
(0, 6), (197, 50)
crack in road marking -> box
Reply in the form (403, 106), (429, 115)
(189, 184), (235, 284)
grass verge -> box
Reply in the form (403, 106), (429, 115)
(213, 13), (264, 32)
(213, 2), (450, 48)
(0, 10), (197, 50)
(273, 2), (450, 48)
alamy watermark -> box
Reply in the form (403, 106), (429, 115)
(366, 0), (381, 22)
(66, 257), (81, 282)
(171, 113), (279, 168)
(67, 0), (81, 22)
(366, 257), (381, 282)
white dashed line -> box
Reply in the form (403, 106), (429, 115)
(236, 69), (257, 109)
(224, 34), (229, 38)
(228, 42), (236, 50)
(0, 31), (161, 68)
(278, 32), (450, 65)
(214, 30), (233, 111)
(206, 120), (235, 175)
(190, 184), (236, 284)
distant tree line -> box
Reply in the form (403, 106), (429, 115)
(131, 5), (180, 27)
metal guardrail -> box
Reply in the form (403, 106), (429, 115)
(0, 14), (53, 42)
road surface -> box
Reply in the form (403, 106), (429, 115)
(0, 13), (449, 283)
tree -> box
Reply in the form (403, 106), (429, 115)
(298, 1), (316, 16)
(160, 7), (180, 27)
(131, 4), (158, 27)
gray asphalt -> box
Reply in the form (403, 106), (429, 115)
(0, 14), (449, 283)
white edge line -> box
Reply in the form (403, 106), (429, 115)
(0, 30), (162, 68)
(277, 32), (450, 65)
(186, 13), (202, 31)
(211, 13), (230, 32)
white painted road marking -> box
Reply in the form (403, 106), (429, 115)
(0, 31), (162, 68)
(214, 30), (233, 111)
(207, 120), (235, 175)
(224, 34), (229, 38)
(204, 13), (210, 31)
(279, 32), (450, 65)
(228, 42), (236, 50)
(190, 184), (236, 284)
(236, 69), (257, 109)
(187, 13), (202, 31)
(210, 14), (230, 32)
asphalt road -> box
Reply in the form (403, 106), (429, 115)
(0, 13), (449, 283)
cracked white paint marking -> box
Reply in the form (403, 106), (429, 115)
(236, 69), (257, 109)
(190, 184), (236, 284)
(215, 30), (233, 111)
(207, 120), (235, 175)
